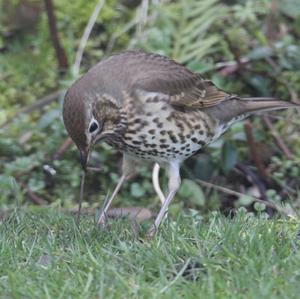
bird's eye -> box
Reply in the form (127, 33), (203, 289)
(89, 121), (98, 133)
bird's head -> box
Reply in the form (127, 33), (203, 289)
(62, 79), (120, 170)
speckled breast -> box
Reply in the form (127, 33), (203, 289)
(108, 97), (218, 163)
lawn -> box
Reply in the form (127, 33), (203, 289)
(1, 1), (300, 298)
(1, 209), (300, 299)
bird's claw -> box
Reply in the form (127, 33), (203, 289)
(146, 224), (157, 240)
(97, 213), (107, 226)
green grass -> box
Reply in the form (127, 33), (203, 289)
(0, 209), (300, 299)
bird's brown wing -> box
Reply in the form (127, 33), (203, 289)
(169, 78), (232, 108)
(97, 50), (233, 108)
(131, 64), (232, 108)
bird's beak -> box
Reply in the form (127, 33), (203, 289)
(79, 147), (90, 170)
(79, 132), (109, 170)
(94, 131), (110, 144)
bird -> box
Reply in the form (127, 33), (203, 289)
(63, 50), (298, 237)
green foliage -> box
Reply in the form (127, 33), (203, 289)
(220, 140), (238, 174)
(139, 0), (228, 64)
(178, 179), (205, 207)
(1, 0), (300, 216)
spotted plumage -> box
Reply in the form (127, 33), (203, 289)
(63, 50), (299, 236)
(103, 90), (218, 164)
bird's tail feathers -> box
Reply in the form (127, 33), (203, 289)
(241, 97), (299, 114)
(205, 97), (299, 124)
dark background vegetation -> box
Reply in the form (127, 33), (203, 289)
(1, 1), (300, 298)
(1, 0), (300, 217)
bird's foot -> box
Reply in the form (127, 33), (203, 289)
(146, 224), (157, 240)
(97, 213), (107, 226)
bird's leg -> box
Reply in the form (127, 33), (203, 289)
(152, 163), (166, 205)
(147, 162), (181, 238)
(152, 162), (170, 221)
(98, 174), (126, 225)
(98, 155), (135, 225)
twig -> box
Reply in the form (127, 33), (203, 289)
(52, 137), (73, 160)
(44, 0), (68, 70)
(244, 122), (269, 181)
(73, 0), (106, 76)
(217, 58), (250, 76)
(262, 115), (293, 159)
(235, 163), (273, 215)
(50, 137), (81, 183)
(216, 58), (249, 69)
(106, 18), (138, 54)
(223, 33), (244, 70)
(0, 90), (64, 129)
(19, 181), (48, 205)
(222, 32), (257, 92)
(195, 178), (295, 216)
(235, 163), (267, 199)
(86, 166), (102, 172)
(265, 0), (279, 41)
(136, 0), (149, 43)
(77, 171), (86, 226)
(0, 206), (152, 223)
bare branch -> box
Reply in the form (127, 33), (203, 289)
(244, 122), (269, 181)
(262, 116), (293, 159)
(195, 178), (296, 217)
(19, 181), (48, 205)
(77, 171), (86, 226)
(73, 0), (106, 76)
(0, 90), (64, 129)
(44, 0), (69, 70)
(52, 137), (73, 160)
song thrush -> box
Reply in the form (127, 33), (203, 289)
(63, 50), (298, 236)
